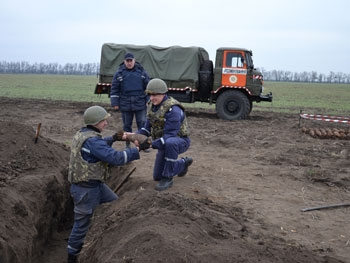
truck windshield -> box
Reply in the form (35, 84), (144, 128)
(226, 52), (244, 68)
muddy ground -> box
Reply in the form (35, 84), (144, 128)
(0, 97), (350, 263)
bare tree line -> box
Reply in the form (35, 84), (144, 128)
(0, 61), (99, 75)
(0, 61), (349, 83)
(260, 68), (350, 83)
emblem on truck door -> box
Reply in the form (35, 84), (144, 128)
(229, 75), (238, 84)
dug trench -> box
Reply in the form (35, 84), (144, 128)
(0, 97), (350, 263)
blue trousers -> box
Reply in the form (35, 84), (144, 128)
(153, 136), (191, 180)
(67, 182), (118, 255)
(122, 109), (146, 132)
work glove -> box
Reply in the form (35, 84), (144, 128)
(112, 131), (124, 142)
(138, 137), (152, 152)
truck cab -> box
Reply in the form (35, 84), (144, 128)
(210, 48), (272, 119)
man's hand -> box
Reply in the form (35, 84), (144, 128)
(112, 130), (124, 142)
(115, 130), (152, 150)
(137, 138), (152, 151)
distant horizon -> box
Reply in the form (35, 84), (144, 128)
(0, 60), (347, 77)
(1, 61), (349, 83)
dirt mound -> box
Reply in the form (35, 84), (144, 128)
(0, 121), (71, 262)
(80, 189), (341, 263)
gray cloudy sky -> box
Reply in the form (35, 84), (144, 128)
(1, 0), (349, 74)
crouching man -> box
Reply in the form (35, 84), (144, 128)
(137, 78), (193, 191)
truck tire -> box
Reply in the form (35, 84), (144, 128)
(216, 90), (250, 120)
(198, 60), (213, 101)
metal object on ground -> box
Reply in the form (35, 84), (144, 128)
(34, 123), (42, 143)
(113, 166), (136, 194)
(301, 203), (350, 212)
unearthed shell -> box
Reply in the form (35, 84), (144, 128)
(300, 126), (350, 140)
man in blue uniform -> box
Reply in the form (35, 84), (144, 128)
(110, 53), (150, 148)
(137, 78), (193, 191)
(66, 105), (147, 263)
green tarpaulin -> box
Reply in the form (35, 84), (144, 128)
(99, 43), (210, 85)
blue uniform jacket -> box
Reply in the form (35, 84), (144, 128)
(139, 95), (188, 149)
(110, 62), (150, 112)
(80, 127), (140, 165)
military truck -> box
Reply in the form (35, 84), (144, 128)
(95, 43), (272, 120)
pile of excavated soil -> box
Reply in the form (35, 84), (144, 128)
(0, 121), (72, 262)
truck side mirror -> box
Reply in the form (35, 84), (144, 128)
(241, 57), (245, 65)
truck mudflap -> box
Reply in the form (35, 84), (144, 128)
(258, 92), (273, 102)
(95, 83), (111, 95)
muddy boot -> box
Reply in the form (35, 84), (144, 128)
(68, 254), (78, 263)
(155, 177), (173, 191)
(178, 157), (193, 177)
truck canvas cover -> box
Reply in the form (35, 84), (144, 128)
(99, 43), (210, 86)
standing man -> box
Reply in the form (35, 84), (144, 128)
(110, 52), (150, 148)
(136, 78), (193, 191)
(67, 105), (147, 263)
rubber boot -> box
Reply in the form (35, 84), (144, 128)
(155, 177), (173, 191)
(178, 157), (193, 177)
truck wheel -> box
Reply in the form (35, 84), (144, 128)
(198, 60), (213, 101)
(216, 90), (250, 120)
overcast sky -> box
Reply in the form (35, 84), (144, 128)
(1, 0), (349, 74)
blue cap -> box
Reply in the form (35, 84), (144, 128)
(124, 53), (134, 59)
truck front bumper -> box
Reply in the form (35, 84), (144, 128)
(258, 92), (273, 102)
